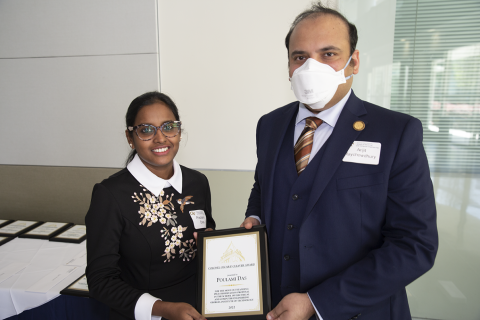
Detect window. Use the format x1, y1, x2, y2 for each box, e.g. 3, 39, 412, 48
391, 0, 480, 173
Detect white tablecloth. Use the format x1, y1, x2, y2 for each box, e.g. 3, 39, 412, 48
0, 238, 86, 319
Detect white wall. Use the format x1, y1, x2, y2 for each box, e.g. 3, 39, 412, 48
0, 0, 159, 167
0, 0, 329, 170
158, 0, 316, 170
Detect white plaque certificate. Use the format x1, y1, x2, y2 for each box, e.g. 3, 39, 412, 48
55, 225, 86, 239
61, 274, 89, 297
0, 236, 14, 246
0, 220, 41, 236
197, 226, 270, 319
25, 222, 68, 236
51, 225, 86, 243
0, 220, 13, 228
69, 275, 89, 291
20, 221, 73, 239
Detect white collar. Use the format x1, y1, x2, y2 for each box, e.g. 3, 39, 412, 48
296, 89, 352, 128
127, 154, 183, 196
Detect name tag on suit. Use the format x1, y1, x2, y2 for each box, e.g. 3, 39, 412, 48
343, 141, 381, 165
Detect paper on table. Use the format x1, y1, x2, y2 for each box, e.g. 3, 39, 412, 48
0, 262, 28, 284
27, 265, 78, 293
66, 250, 87, 266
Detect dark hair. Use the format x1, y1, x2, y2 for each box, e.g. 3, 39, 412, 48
125, 91, 180, 165
285, 2, 358, 57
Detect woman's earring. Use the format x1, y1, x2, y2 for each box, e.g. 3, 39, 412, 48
180, 137, 182, 141
129, 144, 133, 149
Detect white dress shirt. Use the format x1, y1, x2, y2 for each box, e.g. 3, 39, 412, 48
127, 154, 183, 320
294, 89, 351, 162
250, 90, 352, 320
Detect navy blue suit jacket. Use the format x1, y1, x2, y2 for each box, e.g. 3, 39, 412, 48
246, 92, 438, 320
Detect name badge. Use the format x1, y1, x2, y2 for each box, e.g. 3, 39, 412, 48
343, 141, 381, 165
189, 210, 207, 229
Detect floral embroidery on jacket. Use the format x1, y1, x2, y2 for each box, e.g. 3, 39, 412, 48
132, 185, 197, 263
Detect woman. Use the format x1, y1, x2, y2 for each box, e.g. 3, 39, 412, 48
86, 92, 215, 320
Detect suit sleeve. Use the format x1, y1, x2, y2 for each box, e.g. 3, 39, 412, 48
308, 117, 438, 319
85, 183, 144, 319
245, 116, 264, 219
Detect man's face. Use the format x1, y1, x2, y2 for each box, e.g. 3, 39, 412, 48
288, 14, 359, 111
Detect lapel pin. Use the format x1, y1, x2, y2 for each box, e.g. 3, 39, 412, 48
353, 121, 365, 131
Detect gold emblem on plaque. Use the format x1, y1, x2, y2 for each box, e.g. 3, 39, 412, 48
219, 242, 245, 263
353, 121, 365, 131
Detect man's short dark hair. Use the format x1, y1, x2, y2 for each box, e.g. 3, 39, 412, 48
285, 2, 358, 57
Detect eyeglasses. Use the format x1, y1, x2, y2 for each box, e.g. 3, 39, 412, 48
128, 121, 182, 140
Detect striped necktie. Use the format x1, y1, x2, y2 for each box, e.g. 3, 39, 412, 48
294, 117, 323, 175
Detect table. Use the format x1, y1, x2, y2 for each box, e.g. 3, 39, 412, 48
0, 238, 90, 319
4, 294, 108, 320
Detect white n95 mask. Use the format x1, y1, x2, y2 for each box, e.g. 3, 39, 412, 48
290, 56, 353, 110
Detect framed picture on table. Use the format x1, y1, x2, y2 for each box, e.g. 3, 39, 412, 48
0, 220, 43, 237
19, 222, 73, 240
0, 236, 14, 246
60, 274, 89, 298
50, 225, 86, 243
0, 220, 14, 228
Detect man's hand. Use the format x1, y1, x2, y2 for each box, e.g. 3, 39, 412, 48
240, 217, 260, 229
152, 301, 205, 320
267, 293, 315, 320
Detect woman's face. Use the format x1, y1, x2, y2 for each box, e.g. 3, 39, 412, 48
126, 102, 180, 179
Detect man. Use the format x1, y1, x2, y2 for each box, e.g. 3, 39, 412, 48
241, 3, 438, 320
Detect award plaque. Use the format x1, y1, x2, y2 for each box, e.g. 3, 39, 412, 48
197, 225, 270, 320
50, 225, 87, 243
0, 220, 13, 228
0, 236, 14, 246
0, 220, 43, 237
60, 274, 89, 297
19, 222, 73, 240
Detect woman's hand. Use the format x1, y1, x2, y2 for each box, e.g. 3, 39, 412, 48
193, 228, 213, 242
152, 301, 205, 320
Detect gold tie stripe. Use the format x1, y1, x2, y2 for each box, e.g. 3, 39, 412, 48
294, 117, 323, 175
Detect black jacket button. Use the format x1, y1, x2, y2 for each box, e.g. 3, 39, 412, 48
284, 254, 290, 261
287, 224, 294, 230
292, 194, 299, 200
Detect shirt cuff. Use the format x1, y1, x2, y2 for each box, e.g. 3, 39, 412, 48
135, 293, 162, 320
307, 292, 324, 320
248, 215, 262, 223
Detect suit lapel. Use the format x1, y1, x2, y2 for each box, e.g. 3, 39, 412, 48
263, 103, 298, 229
303, 92, 368, 220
